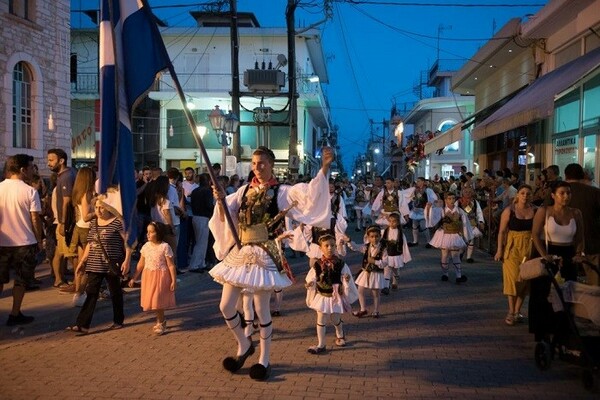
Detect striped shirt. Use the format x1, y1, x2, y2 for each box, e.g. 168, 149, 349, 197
86, 218, 125, 274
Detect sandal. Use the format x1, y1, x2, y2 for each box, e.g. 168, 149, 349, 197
352, 310, 368, 318
65, 325, 89, 335
505, 313, 515, 326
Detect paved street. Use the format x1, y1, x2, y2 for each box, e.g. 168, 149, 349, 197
0, 226, 597, 399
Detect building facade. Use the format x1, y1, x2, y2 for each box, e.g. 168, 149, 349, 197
70, 11, 332, 179
1, 0, 71, 172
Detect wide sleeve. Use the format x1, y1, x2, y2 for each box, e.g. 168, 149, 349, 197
282, 170, 332, 229
461, 209, 474, 241
208, 185, 245, 260
371, 190, 384, 214
476, 200, 485, 223
341, 263, 359, 305
425, 204, 443, 228
399, 187, 415, 216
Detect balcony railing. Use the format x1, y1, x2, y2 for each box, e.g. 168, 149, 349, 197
71, 73, 99, 94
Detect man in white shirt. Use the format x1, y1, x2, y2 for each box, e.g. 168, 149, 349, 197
0, 154, 43, 326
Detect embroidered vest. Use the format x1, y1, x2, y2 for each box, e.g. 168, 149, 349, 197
361, 243, 385, 273
459, 200, 479, 227
355, 188, 366, 203
412, 189, 428, 209
383, 191, 399, 213
383, 227, 403, 256
441, 211, 463, 234
313, 258, 344, 296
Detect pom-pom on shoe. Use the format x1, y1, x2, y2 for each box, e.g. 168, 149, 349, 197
223, 338, 255, 372
249, 363, 271, 381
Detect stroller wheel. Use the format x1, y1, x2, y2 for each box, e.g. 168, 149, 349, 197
535, 341, 552, 371
582, 369, 598, 392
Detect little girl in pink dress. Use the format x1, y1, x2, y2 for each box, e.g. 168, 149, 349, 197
129, 221, 177, 335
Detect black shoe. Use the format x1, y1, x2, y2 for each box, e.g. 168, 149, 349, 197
456, 275, 468, 284
466, 258, 474, 263
271, 310, 281, 317
223, 338, 255, 372
441, 275, 449, 282
407, 242, 418, 247
249, 363, 271, 381
6, 312, 34, 326
381, 287, 390, 296
425, 244, 433, 249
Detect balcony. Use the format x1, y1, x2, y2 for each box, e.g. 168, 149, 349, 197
71, 73, 99, 94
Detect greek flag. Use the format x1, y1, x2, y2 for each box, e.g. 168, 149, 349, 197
99, 0, 170, 245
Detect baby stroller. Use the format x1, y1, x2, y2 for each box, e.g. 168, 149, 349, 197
527, 257, 600, 392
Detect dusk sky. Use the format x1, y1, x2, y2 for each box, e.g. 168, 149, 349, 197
72, 1, 546, 171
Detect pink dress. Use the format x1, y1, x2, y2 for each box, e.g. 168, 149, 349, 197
140, 241, 176, 311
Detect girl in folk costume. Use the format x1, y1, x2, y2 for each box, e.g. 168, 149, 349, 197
425, 192, 473, 284
305, 234, 359, 354
371, 177, 413, 227
128, 221, 176, 335
457, 188, 485, 263
345, 225, 389, 318
381, 213, 412, 295
353, 180, 370, 231
209, 146, 334, 381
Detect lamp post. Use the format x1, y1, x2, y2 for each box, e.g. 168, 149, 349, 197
209, 105, 239, 176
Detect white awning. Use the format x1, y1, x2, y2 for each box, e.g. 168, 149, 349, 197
424, 123, 463, 155
472, 46, 600, 141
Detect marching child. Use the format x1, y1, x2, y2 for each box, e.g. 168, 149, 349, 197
381, 212, 412, 294
425, 192, 473, 284
305, 234, 358, 354
345, 225, 388, 318
129, 221, 177, 335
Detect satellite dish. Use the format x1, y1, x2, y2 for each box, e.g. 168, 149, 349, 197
274, 54, 288, 69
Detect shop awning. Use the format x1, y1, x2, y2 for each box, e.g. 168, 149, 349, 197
424, 123, 463, 155
472, 46, 600, 141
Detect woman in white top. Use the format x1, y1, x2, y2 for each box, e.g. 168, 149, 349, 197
529, 181, 584, 341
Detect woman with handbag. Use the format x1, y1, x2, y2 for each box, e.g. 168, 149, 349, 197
66, 191, 131, 334
494, 185, 536, 326
529, 181, 585, 341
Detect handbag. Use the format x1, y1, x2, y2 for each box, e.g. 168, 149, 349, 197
94, 223, 122, 277
518, 208, 548, 281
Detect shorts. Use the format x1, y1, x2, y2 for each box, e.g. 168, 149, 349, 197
56, 229, 77, 258
0, 244, 37, 286
68, 226, 89, 254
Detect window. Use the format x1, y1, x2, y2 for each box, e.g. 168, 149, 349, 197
583, 73, 600, 130
554, 89, 580, 134
12, 62, 33, 149
9, 0, 30, 20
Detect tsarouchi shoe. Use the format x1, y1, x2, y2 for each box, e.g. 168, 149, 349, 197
222, 339, 255, 373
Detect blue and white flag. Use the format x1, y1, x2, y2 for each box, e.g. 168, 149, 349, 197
99, 0, 170, 245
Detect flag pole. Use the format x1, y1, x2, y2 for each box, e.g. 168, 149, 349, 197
139, 0, 242, 250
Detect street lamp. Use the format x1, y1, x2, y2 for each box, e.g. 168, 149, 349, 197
209, 105, 239, 175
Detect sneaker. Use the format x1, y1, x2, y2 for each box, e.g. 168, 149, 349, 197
441, 275, 449, 282
6, 312, 35, 326
73, 292, 87, 307
456, 275, 468, 284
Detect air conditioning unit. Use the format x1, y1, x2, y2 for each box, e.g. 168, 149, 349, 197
243, 69, 285, 92
240, 145, 253, 157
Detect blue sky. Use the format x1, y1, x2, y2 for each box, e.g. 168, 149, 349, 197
72, 1, 546, 171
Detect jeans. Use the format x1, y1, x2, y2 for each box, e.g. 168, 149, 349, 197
76, 272, 124, 329
189, 216, 209, 269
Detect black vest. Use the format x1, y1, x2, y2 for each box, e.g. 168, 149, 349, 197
383, 227, 403, 256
